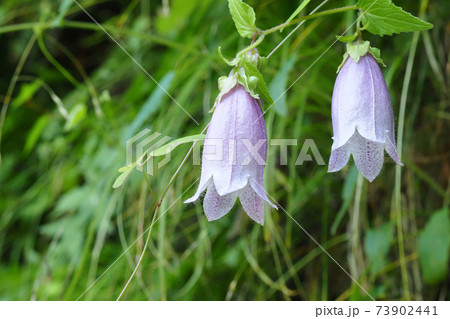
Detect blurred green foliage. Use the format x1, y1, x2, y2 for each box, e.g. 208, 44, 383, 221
0, 0, 448, 301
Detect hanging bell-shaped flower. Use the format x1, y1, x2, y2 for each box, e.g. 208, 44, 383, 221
185, 84, 276, 225
328, 52, 403, 182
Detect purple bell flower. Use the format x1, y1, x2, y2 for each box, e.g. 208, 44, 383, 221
328, 53, 403, 182
185, 84, 276, 225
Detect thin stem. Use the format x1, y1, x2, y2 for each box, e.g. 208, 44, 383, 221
0, 33, 37, 164
394, 32, 419, 301
117, 124, 208, 299
262, 5, 357, 36
0, 21, 202, 55
142, 168, 159, 207
158, 124, 209, 205
350, 174, 363, 281
393, 0, 430, 302
356, 9, 363, 42
267, 0, 344, 59
116, 203, 159, 301
236, 34, 265, 57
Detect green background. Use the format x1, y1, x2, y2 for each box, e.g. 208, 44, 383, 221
0, 0, 448, 300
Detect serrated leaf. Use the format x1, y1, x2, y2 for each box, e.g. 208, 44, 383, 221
418, 208, 450, 285
336, 34, 358, 43
240, 59, 274, 107
357, 0, 433, 36
149, 134, 205, 157
228, 0, 258, 38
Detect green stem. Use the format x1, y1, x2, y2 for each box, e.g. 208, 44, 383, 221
393, 0, 429, 302
116, 125, 208, 299
0, 33, 37, 164
37, 33, 82, 88
236, 34, 265, 57
262, 5, 358, 36
142, 167, 158, 206
0, 21, 202, 55
116, 201, 159, 301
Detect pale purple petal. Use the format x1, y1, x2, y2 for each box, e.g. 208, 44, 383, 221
203, 182, 238, 221
249, 178, 277, 209
384, 132, 403, 165
184, 176, 211, 203
328, 141, 351, 173
329, 53, 402, 181
349, 131, 385, 182
207, 85, 268, 196
331, 55, 395, 149
185, 83, 275, 224
239, 184, 265, 225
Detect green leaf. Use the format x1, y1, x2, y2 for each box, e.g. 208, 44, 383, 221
228, 0, 258, 38
113, 166, 134, 189
64, 103, 87, 131
149, 134, 205, 157
364, 222, 394, 274
283, 0, 311, 26
24, 115, 50, 154
418, 208, 450, 285
51, 0, 72, 27
240, 59, 274, 107
12, 81, 42, 109
336, 34, 358, 43
113, 134, 205, 189
357, 0, 433, 36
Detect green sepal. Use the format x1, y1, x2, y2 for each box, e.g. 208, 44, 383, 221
347, 41, 370, 63
239, 59, 274, 107
218, 46, 237, 66
336, 34, 358, 43
337, 53, 349, 74
236, 67, 259, 100
213, 75, 238, 111
368, 46, 385, 66
337, 41, 386, 73
213, 48, 273, 110
258, 56, 268, 72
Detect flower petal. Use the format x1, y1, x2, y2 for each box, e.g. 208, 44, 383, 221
328, 140, 351, 173
349, 131, 385, 182
249, 178, 277, 209
203, 183, 238, 221
184, 175, 211, 203
384, 131, 403, 166
239, 184, 265, 225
